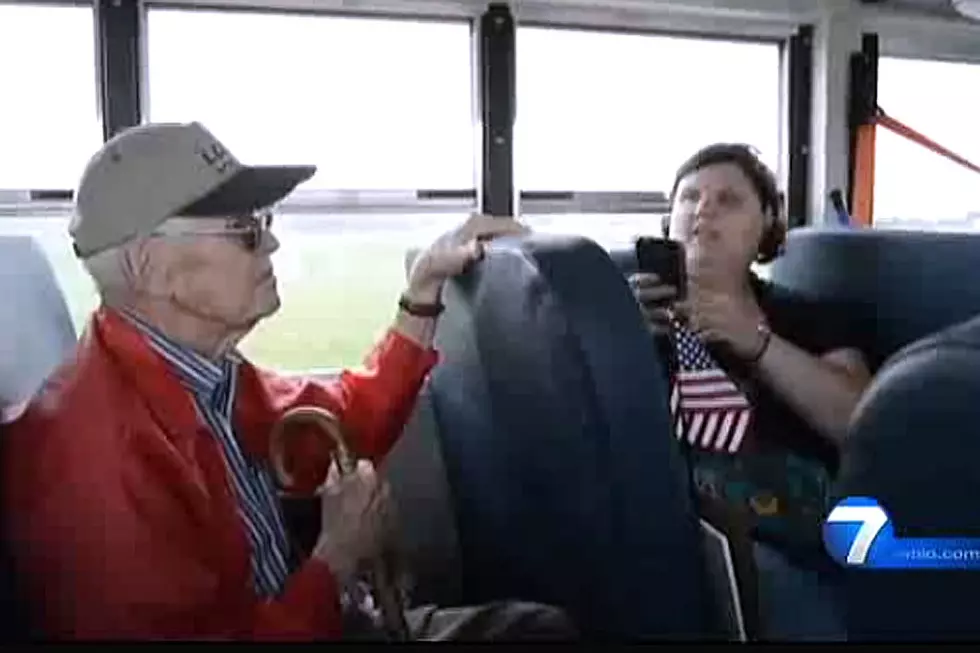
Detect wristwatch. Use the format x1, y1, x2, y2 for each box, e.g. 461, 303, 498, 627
398, 293, 444, 318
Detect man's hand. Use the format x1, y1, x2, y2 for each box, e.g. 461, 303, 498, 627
677, 287, 767, 360
311, 460, 391, 585
405, 214, 529, 303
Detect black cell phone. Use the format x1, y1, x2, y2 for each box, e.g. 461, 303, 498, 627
634, 236, 687, 300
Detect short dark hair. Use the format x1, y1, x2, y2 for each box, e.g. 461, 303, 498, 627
666, 143, 785, 263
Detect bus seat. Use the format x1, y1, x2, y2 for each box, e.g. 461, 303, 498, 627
0, 233, 74, 641
379, 385, 464, 607
426, 233, 711, 638
279, 372, 465, 609
769, 227, 980, 370
608, 247, 639, 276
0, 235, 77, 423
833, 314, 980, 640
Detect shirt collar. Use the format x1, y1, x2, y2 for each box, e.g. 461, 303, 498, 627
92, 306, 275, 464
116, 308, 241, 406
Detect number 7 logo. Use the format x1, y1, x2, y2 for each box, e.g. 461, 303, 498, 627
825, 503, 889, 566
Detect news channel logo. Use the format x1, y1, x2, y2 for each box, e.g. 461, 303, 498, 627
823, 496, 980, 570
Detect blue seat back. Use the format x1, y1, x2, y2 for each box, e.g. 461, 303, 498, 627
767, 228, 980, 638
0, 235, 77, 422
834, 315, 980, 639
769, 227, 980, 369
427, 234, 711, 637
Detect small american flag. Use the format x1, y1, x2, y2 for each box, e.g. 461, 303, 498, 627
669, 318, 753, 454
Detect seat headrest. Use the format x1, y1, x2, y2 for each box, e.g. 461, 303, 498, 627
0, 236, 77, 422
835, 314, 980, 639
427, 233, 710, 636
770, 227, 980, 368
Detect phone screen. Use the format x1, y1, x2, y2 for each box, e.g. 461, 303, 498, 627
634, 236, 687, 300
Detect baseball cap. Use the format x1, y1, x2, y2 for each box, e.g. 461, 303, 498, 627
69, 121, 316, 258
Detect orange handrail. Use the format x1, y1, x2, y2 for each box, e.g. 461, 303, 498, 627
877, 110, 980, 176
850, 107, 980, 226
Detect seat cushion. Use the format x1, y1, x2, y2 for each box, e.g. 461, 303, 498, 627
427, 233, 711, 637
381, 387, 464, 608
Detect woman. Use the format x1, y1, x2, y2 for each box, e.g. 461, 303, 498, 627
629, 143, 873, 571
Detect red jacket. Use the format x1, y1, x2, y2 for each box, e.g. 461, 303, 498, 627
1, 306, 438, 640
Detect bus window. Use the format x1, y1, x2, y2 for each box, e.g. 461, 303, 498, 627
518, 212, 666, 249
874, 57, 980, 232
0, 3, 101, 329
515, 27, 781, 248
146, 8, 475, 373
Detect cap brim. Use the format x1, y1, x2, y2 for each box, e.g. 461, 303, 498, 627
177, 164, 317, 216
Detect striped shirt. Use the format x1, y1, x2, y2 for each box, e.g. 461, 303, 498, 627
119, 310, 292, 599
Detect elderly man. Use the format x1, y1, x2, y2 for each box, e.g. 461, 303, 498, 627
1, 122, 574, 640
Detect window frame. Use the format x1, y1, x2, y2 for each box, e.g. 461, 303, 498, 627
869, 53, 980, 230
0, 1, 101, 192
2, 2, 796, 217
512, 22, 786, 220
1, 0, 800, 374
142, 4, 481, 208
0, 0, 92, 7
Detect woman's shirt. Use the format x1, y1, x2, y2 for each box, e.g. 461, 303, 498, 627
680, 275, 873, 567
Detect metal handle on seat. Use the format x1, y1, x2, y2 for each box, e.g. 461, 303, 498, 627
269, 406, 411, 640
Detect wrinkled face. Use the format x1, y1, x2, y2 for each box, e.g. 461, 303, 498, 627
667, 162, 769, 275
148, 214, 281, 330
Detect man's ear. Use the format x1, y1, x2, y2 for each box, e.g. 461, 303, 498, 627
126, 239, 168, 296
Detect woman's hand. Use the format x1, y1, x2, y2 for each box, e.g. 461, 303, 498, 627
677, 287, 767, 360
627, 272, 679, 336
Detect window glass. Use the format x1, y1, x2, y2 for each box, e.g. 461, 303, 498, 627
522, 213, 665, 251
0, 4, 101, 190
237, 212, 464, 371
1, 211, 463, 368
0, 5, 101, 338
514, 27, 781, 249
515, 28, 781, 194
874, 57, 980, 231
147, 9, 476, 371
147, 8, 475, 191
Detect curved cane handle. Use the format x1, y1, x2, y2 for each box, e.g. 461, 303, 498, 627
268, 405, 411, 640
269, 406, 354, 491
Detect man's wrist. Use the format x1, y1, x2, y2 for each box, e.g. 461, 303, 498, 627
312, 538, 357, 583
402, 281, 443, 306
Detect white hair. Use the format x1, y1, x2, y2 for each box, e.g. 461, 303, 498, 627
81, 240, 144, 303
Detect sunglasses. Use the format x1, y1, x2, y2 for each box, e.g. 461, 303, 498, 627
153, 210, 274, 251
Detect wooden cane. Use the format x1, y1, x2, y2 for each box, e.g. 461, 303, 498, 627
269, 406, 411, 640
